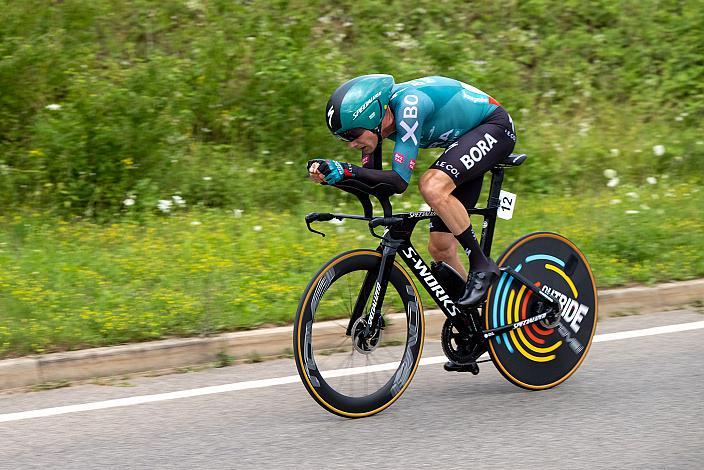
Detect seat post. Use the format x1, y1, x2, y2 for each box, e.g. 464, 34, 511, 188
479, 168, 504, 257
487, 168, 505, 210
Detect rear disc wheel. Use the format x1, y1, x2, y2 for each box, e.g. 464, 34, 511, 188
484, 232, 598, 390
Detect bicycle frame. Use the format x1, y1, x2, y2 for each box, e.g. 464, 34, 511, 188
306, 166, 561, 340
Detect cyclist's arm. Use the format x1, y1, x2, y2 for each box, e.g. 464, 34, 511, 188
349, 91, 432, 193
347, 165, 408, 194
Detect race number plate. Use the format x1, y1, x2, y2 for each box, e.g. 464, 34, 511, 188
498, 190, 517, 220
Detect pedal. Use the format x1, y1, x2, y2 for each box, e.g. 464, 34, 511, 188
443, 361, 480, 375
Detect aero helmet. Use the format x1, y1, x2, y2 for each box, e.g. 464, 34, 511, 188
325, 74, 395, 140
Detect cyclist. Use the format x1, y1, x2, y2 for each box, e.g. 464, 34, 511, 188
309, 74, 516, 307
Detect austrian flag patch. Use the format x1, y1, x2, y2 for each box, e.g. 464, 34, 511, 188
394, 152, 405, 164
409, 159, 416, 170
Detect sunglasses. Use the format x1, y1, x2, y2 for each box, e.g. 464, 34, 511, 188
336, 127, 366, 142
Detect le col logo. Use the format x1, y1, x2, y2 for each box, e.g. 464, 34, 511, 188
353, 91, 382, 119
435, 160, 461, 178
460, 133, 498, 170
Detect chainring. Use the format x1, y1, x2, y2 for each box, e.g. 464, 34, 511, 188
441, 317, 484, 365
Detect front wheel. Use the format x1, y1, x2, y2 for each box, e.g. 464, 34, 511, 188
484, 232, 598, 390
293, 249, 424, 418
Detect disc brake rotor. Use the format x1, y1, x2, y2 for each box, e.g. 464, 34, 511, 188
351, 317, 382, 355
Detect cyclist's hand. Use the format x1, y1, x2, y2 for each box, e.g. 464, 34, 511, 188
307, 159, 325, 184
318, 159, 352, 185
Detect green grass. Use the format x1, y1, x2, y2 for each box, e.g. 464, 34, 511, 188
1, 181, 702, 358
0, 0, 702, 216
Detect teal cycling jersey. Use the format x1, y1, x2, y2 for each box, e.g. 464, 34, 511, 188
386, 76, 501, 182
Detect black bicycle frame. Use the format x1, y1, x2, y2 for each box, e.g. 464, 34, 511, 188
306, 166, 561, 340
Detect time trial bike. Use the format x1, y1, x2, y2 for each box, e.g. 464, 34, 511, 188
293, 153, 598, 418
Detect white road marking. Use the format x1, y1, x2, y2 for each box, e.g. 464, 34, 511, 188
1, 320, 703, 424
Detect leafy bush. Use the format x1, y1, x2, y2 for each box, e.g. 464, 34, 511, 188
0, 0, 701, 217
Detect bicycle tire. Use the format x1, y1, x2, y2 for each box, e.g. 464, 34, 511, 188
484, 232, 598, 390
293, 249, 424, 418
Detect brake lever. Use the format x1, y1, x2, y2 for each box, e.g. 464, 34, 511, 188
305, 212, 333, 237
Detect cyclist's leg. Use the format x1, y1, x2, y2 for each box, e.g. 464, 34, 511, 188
428, 181, 483, 279
427, 232, 466, 280
420, 107, 516, 305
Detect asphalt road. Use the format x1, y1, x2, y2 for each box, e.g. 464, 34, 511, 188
1, 310, 703, 469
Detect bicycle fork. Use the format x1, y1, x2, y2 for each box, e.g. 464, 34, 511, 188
345, 238, 401, 338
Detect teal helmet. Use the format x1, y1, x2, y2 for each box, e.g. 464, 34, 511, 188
325, 74, 395, 140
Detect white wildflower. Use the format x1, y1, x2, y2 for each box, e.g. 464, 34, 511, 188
610, 199, 622, 205
606, 178, 620, 188
253, 225, 262, 232
418, 203, 431, 212
653, 145, 665, 156
610, 149, 620, 157
45, 104, 62, 111
402, 201, 412, 209
233, 209, 243, 218
203, 176, 212, 181
640, 204, 651, 211
578, 121, 591, 137
329, 218, 345, 225
603, 169, 617, 179
172, 195, 186, 205
123, 198, 135, 207
625, 192, 639, 199
157, 200, 173, 212
625, 210, 640, 215
396, 35, 419, 50
285, 161, 294, 165
190, 221, 202, 226
646, 177, 657, 185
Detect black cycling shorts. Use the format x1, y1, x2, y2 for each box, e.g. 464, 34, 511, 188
429, 106, 516, 233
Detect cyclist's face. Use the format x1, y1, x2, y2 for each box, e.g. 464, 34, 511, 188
345, 130, 378, 154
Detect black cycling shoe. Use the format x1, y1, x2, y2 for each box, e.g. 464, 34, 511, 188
458, 270, 498, 307
443, 361, 480, 374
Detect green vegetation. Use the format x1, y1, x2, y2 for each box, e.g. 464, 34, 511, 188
1, 182, 702, 358
0, 1, 702, 357
1, 0, 702, 216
